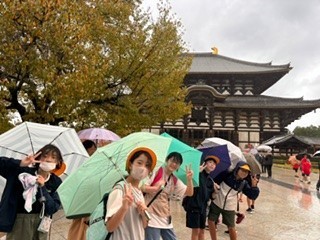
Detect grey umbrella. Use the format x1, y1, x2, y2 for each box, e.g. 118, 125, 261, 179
243, 152, 262, 175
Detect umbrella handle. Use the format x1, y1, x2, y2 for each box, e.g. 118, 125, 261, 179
144, 210, 151, 221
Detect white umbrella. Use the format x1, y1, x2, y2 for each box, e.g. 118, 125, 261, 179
257, 144, 272, 152
0, 122, 89, 177
198, 137, 246, 170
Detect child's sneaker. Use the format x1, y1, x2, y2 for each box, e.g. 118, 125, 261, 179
236, 213, 245, 224
246, 208, 253, 213
250, 205, 255, 211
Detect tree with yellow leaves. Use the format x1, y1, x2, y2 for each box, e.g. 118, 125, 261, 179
0, 0, 191, 135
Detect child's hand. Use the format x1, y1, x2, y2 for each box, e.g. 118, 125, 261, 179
122, 183, 134, 210
20, 152, 42, 167
36, 175, 45, 187
251, 175, 259, 187
186, 164, 194, 181
136, 201, 147, 215
200, 162, 206, 172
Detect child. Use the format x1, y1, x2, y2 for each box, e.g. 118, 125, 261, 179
142, 152, 194, 240
0, 144, 63, 240
207, 161, 259, 240
105, 147, 157, 240
184, 155, 219, 240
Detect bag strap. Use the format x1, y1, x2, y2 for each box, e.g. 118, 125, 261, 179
147, 174, 172, 207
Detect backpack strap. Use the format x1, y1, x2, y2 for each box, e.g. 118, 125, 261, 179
147, 174, 172, 207
151, 167, 178, 186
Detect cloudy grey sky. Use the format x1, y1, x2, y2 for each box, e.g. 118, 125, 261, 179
142, 0, 320, 131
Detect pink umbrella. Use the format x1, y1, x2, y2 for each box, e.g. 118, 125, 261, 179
77, 128, 121, 142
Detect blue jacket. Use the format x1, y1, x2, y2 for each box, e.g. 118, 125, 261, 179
0, 157, 62, 232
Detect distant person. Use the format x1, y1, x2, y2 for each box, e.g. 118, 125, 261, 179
245, 173, 260, 213
300, 154, 312, 184
67, 140, 97, 240
316, 158, 320, 191
263, 152, 273, 178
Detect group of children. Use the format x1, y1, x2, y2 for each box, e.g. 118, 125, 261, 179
0, 140, 261, 240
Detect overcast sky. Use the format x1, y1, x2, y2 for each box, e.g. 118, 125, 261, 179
142, 0, 320, 131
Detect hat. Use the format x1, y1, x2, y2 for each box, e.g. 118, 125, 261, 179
204, 155, 220, 164
126, 147, 157, 172
239, 164, 251, 172
51, 162, 66, 176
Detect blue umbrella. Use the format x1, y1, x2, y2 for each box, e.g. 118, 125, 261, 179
161, 132, 201, 187
198, 144, 231, 179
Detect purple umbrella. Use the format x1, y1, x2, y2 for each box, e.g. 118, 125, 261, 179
198, 144, 231, 179
77, 128, 121, 142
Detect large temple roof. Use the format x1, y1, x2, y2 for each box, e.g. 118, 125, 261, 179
188, 53, 291, 74
213, 95, 320, 127
214, 95, 320, 109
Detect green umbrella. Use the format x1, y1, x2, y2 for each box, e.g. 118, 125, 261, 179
161, 132, 201, 187
57, 132, 172, 218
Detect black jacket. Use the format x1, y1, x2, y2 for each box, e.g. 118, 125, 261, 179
0, 157, 62, 232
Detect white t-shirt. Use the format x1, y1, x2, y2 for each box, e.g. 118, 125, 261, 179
145, 169, 186, 229
105, 185, 145, 240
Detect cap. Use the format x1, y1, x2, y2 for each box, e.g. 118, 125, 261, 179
126, 147, 157, 172
204, 155, 220, 164
51, 162, 66, 176
239, 164, 251, 172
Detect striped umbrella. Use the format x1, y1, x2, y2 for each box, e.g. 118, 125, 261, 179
0, 122, 89, 177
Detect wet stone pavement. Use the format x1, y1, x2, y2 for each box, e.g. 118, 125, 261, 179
3, 165, 320, 240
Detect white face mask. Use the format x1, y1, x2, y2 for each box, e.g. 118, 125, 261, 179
131, 165, 148, 180
39, 162, 56, 172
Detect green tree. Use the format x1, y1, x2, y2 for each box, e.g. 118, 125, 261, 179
0, 0, 191, 135
293, 125, 320, 137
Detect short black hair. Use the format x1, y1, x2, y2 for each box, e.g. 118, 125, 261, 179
166, 152, 183, 165
82, 140, 97, 150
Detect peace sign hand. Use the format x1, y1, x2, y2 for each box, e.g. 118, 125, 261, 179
122, 183, 134, 210
20, 152, 42, 167
185, 164, 194, 181
200, 162, 206, 172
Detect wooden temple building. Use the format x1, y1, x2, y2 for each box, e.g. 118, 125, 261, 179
147, 52, 320, 149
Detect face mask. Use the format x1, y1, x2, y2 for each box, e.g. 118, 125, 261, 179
131, 165, 148, 180
39, 162, 56, 172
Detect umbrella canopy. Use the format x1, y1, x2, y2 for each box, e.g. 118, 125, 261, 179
0, 122, 89, 176
198, 137, 246, 170
198, 144, 231, 179
57, 132, 172, 218
242, 152, 262, 175
257, 144, 272, 152
160, 132, 201, 187
313, 150, 320, 157
77, 127, 120, 142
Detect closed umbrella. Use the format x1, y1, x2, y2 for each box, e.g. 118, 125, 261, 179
0, 122, 89, 177
243, 152, 262, 175
57, 132, 172, 218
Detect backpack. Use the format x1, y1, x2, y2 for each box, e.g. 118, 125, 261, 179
86, 181, 124, 240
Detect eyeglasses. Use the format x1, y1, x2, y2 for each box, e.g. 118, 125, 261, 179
168, 158, 181, 165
